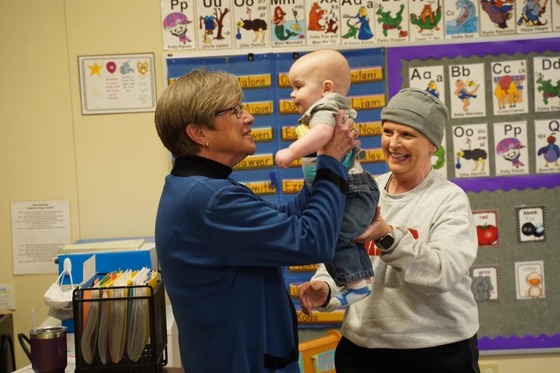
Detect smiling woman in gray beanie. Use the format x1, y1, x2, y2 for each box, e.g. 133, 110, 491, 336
299, 88, 481, 373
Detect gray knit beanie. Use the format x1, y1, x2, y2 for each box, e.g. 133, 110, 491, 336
380, 88, 449, 146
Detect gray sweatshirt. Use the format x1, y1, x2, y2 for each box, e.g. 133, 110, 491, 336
312, 170, 480, 349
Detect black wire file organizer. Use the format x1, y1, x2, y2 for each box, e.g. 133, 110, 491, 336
72, 274, 167, 372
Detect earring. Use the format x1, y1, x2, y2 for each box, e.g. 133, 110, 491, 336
204, 142, 209, 149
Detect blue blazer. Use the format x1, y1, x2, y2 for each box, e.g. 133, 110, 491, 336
156, 155, 347, 372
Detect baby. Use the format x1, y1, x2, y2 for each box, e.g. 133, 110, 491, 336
276, 49, 379, 310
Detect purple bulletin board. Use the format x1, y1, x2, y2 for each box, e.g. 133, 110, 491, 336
387, 38, 560, 354
386, 37, 560, 192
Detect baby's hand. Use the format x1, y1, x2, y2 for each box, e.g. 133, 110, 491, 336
298, 281, 330, 316
275, 148, 294, 169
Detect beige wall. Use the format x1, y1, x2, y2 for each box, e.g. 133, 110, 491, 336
0, 0, 169, 368
1, 0, 558, 371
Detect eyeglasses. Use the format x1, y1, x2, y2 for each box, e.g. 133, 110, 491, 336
215, 104, 244, 119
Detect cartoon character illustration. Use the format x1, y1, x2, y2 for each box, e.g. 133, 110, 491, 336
480, 0, 515, 29
517, 0, 548, 26
376, 4, 407, 37
324, 7, 339, 34
446, 0, 478, 33
272, 6, 300, 40
199, 8, 230, 44
432, 145, 446, 170
471, 275, 494, 302
200, 14, 217, 44
163, 12, 193, 44
426, 80, 440, 98
344, 6, 373, 40
342, 18, 359, 39
536, 72, 560, 105
456, 138, 487, 171
525, 272, 543, 298
521, 221, 545, 237
410, 1, 442, 32
137, 61, 149, 75
494, 75, 522, 109
236, 7, 267, 43
537, 134, 560, 167
120, 61, 134, 74
291, 8, 303, 32
496, 137, 525, 168
308, 2, 325, 31
455, 79, 480, 112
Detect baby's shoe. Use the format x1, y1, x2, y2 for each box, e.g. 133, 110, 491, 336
318, 284, 371, 312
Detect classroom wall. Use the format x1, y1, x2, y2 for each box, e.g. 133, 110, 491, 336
0, 0, 169, 368
0, 0, 558, 371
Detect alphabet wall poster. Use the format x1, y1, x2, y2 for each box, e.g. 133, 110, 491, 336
407, 64, 446, 104
553, 0, 560, 31
534, 119, 560, 173
161, 0, 196, 50
233, 0, 270, 49
479, 0, 517, 36
196, 0, 233, 50
453, 123, 491, 178
490, 59, 529, 116
305, 0, 341, 46
408, 0, 444, 42
449, 62, 486, 118
271, 0, 306, 47
533, 55, 560, 113
339, 2, 376, 46
444, 0, 480, 40
493, 121, 530, 176
375, 0, 409, 44
515, 0, 553, 34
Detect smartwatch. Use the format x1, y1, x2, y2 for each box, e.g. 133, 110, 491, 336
376, 226, 408, 251
375, 228, 395, 250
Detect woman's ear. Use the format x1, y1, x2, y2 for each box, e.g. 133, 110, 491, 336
186, 124, 206, 147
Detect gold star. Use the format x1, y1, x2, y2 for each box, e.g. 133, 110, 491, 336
88, 62, 102, 76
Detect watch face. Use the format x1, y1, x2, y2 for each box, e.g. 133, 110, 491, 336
378, 234, 394, 249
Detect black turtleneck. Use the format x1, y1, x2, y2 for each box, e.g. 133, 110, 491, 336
171, 156, 232, 179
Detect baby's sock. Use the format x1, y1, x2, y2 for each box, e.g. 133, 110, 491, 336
319, 279, 372, 312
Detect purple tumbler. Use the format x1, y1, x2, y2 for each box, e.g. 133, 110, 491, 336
30, 326, 67, 373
